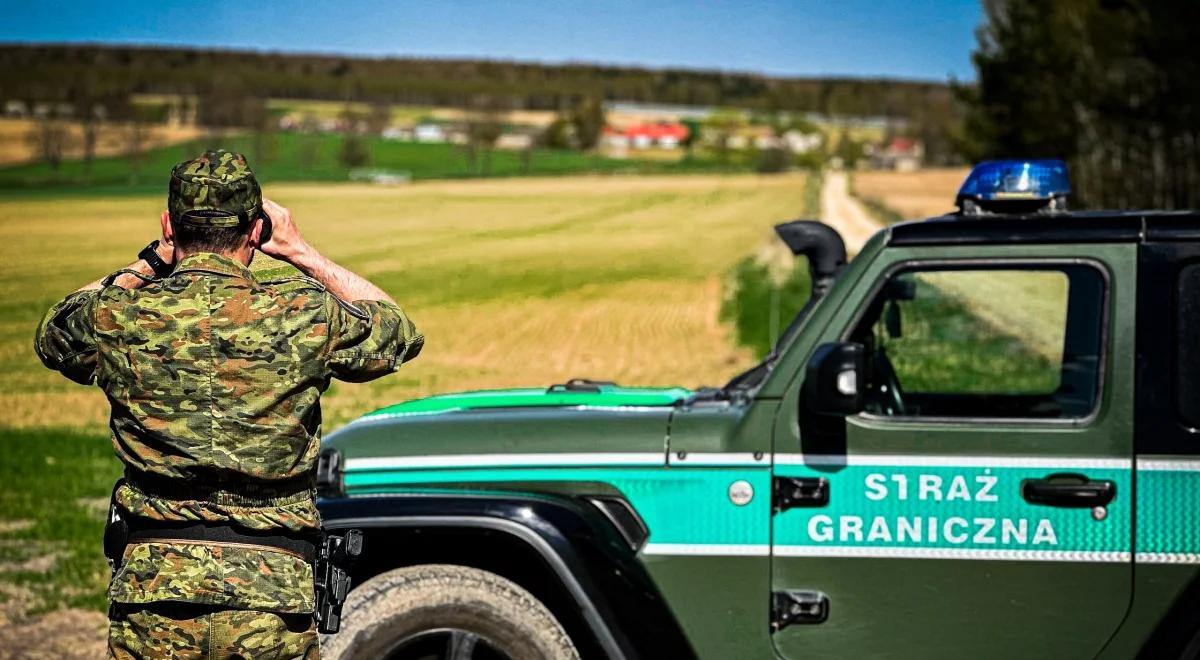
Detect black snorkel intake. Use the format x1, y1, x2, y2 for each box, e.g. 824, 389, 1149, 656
773, 220, 848, 299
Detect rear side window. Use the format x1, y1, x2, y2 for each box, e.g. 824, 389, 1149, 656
1175, 263, 1200, 428
849, 264, 1106, 420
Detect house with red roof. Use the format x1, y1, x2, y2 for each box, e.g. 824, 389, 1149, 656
602, 122, 690, 151
869, 136, 925, 171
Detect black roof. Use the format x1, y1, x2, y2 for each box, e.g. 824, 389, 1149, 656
888, 210, 1200, 246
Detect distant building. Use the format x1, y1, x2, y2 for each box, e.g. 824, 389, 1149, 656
603, 122, 690, 150
782, 130, 822, 154
870, 137, 924, 171
604, 101, 713, 122
496, 133, 534, 150
4, 100, 27, 117
382, 126, 412, 140
754, 133, 780, 150
31, 102, 72, 119
414, 123, 447, 143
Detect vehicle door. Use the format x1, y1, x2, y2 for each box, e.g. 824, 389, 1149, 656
770, 243, 1135, 659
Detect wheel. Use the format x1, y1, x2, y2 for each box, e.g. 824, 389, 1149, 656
321, 564, 580, 660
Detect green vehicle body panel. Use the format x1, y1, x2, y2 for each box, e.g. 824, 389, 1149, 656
326, 224, 1200, 658
769, 241, 1136, 657
332, 407, 675, 458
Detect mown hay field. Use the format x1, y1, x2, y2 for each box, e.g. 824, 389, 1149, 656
0, 173, 812, 431
0, 173, 811, 632
854, 167, 970, 220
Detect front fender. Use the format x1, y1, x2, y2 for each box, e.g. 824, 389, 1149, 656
319, 492, 695, 660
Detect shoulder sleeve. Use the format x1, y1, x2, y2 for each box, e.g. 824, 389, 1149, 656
259, 273, 325, 292
34, 289, 101, 385
324, 295, 423, 383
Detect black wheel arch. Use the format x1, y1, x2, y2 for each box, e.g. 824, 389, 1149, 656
319, 492, 696, 660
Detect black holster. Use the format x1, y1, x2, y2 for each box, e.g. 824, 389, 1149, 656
101, 475, 362, 635
102, 479, 130, 576
313, 528, 363, 634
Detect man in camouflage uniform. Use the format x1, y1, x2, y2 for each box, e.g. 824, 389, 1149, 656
35, 150, 423, 658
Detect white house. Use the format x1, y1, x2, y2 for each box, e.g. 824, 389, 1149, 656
414, 123, 447, 143
783, 131, 822, 154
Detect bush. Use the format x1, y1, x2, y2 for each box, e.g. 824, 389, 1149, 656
339, 134, 370, 169
755, 147, 791, 174
721, 256, 812, 358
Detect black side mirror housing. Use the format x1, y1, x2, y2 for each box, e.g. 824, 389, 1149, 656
804, 342, 866, 416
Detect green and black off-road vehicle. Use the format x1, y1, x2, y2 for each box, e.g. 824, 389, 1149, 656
317, 161, 1200, 659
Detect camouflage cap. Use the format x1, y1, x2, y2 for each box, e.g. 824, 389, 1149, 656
168, 149, 262, 227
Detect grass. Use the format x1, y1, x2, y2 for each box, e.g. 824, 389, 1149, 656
851, 168, 969, 220
720, 171, 821, 357
0, 172, 812, 613
0, 131, 753, 196
0, 427, 120, 614
0, 173, 811, 431
882, 271, 1067, 393
0, 169, 1077, 618
851, 184, 905, 225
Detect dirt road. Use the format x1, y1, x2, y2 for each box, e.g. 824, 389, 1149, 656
821, 170, 881, 254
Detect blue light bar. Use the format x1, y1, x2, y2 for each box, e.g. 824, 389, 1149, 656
957, 159, 1070, 202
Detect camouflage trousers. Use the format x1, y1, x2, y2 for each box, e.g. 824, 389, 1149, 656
108, 603, 319, 659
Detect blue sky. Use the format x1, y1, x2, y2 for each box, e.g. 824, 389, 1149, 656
1, 1, 983, 81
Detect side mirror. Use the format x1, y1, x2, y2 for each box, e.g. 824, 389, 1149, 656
804, 342, 866, 416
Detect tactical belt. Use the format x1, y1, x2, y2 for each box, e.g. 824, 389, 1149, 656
124, 468, 316, 508
107, 449, 361, 635
105, 510, 359, 634
125, 518, 318, 563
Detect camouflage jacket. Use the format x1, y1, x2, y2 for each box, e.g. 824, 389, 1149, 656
35, 252, 422, 611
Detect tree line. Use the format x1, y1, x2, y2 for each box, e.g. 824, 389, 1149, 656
0, 44, 954, 122
961, 0, 1200, 209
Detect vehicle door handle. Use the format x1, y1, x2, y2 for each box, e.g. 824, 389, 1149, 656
1021, 472, 1116, 508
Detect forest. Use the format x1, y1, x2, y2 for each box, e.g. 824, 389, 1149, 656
0, 44, 955, 121
963, 0, 1200, 209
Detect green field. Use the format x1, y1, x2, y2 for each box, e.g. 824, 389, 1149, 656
0, 172, 815, 619
0, 131, 753, 195
0, 428, 120, 614
2, 173, 815, 430
0, 167, 1060, 630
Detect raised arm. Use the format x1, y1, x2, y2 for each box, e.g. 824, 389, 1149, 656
259, 198, 395, 304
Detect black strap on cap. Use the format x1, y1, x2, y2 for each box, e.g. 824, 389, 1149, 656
176, 208, 253, 228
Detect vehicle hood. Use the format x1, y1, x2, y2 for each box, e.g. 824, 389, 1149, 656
324, 384, 689, 468
356, 384, 690, 419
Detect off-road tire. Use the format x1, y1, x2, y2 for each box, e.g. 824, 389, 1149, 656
321, 564, 580, 660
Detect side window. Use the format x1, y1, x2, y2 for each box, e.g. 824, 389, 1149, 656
849, 264, 1105, 419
